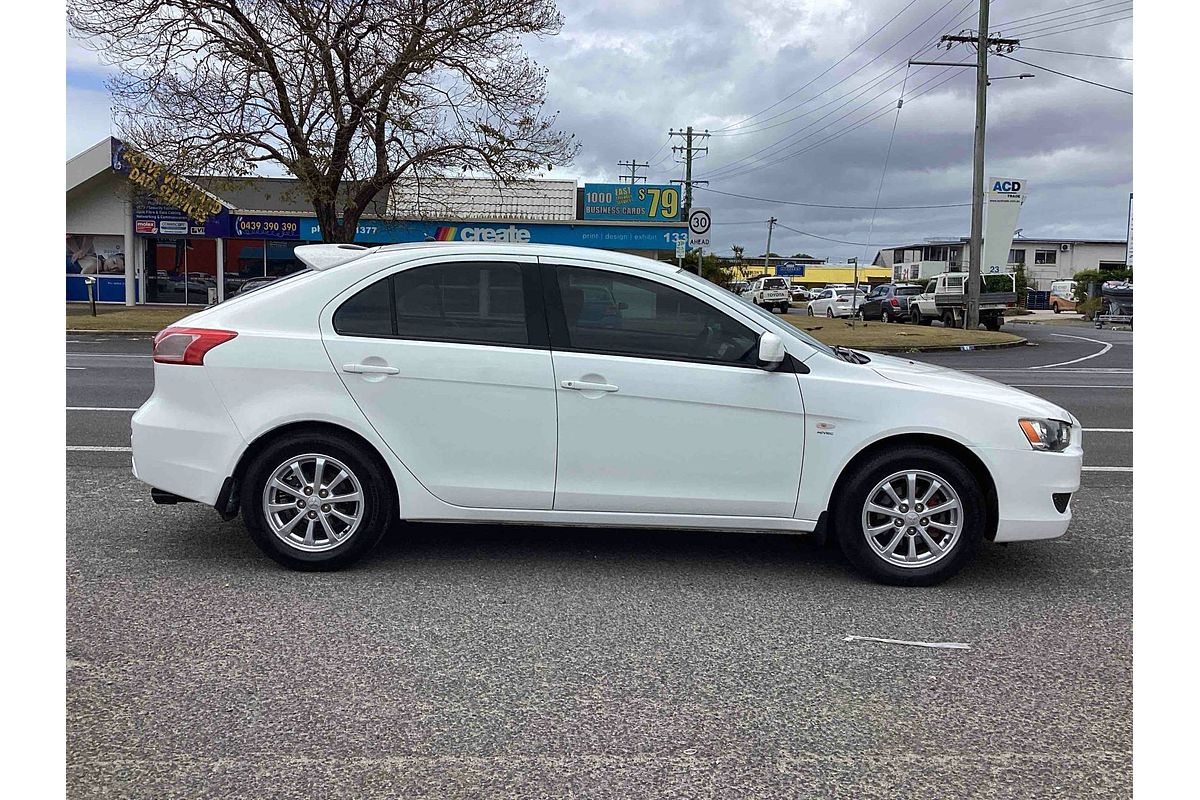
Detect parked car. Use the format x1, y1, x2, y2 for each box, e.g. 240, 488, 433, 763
790, 284, 812, 302
1049, 280, 1077, 313
856, 283, 923, 323
807, 288, 863, 318
742, 276, 791, 313
728, 280, 749, 295
132, 242, 1081, 586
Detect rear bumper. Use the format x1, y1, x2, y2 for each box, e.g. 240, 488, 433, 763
971, 445, 1083, 542
130, 365, 246, 506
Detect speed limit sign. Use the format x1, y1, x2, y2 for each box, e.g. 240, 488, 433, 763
688, 207, 712, 248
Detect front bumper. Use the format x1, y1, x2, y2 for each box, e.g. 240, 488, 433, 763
972, 444, 1083, 542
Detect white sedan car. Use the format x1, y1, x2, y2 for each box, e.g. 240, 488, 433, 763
132, 242, 1081, 585
807, 288, 863, 318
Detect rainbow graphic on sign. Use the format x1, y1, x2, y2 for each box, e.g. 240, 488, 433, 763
434, 226, 458, 241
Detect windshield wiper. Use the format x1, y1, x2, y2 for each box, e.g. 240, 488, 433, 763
834, 345, 869, 364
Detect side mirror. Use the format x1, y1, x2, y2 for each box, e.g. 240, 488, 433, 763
757, 332, 786, 370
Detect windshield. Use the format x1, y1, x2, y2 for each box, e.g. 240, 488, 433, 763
676, 269, 837, 357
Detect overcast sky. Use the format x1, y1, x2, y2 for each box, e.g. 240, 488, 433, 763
66, 0, 1132, 261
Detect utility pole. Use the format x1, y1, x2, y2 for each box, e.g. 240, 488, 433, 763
912, 1, 1018, 329
669, 126, 710, 220
617, 159, 649, 184
764, 217, 778, 277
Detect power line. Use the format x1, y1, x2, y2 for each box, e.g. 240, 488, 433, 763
991, 0, 1127, 31
714, 0, 970, 136
1018, 14, 1132, 41
775, 221, 874, 247
713, 0, 926, 132
700, 65, 968, 181
999, 52, 1131, 95
861, 65, 911, 264
1019, 45, 1131, 61
696, 185, 970, 210
1001, 5, 1132, 39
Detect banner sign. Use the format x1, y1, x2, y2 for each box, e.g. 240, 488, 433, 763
981, 176, 1027, 274
776, 262, 806, 277
113, 139, 232, 237
300, 219, 688, 251
582, 183, 682, 222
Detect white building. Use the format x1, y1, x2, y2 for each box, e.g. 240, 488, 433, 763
874, 236, 1128, 290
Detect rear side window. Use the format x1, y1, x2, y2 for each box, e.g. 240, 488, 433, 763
333, 278, 393, 337
333, 261, 529, 345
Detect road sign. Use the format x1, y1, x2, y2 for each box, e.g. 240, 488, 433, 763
688, 207, 711, 248
675, 238, 686, 258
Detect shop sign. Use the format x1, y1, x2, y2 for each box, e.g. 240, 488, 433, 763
300, 218, 688, 251
111, 139, 224, 224
582, 183, 682, 221
233, 214, 302, 240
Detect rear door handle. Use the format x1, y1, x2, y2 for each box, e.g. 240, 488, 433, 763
343, 363, 400, 375
561, 380, 619, 393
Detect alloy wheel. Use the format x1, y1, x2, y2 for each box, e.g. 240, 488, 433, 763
262, 453, 365, 552
860, 469, 963, 568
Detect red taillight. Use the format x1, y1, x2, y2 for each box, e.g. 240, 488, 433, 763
153, 327, 238, 366
889, 298, 900, 307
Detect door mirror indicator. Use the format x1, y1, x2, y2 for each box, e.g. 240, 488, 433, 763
757, 332, 786, 370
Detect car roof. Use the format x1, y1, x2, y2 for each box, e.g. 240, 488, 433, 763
375, 242, 683, 277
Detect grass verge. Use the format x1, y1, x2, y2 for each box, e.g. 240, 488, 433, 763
784, 316, 1024, 350
67, 303, 195, 332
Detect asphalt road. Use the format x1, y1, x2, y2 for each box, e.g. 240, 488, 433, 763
66, 323, 1132, 798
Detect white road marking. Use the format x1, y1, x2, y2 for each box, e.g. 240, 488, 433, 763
1028, 334, 1114, 370
66, 367, 86, 371
66, 353, 153, 359
67, 445, 132, 452
1083, 428, 1132, 433
66, 407, 139, 412
1082, 466, 1132, 472
1010, 384, 1131, 389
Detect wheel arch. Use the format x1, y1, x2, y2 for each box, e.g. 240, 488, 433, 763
228, 420, 400, 518
827, 433, 999, 541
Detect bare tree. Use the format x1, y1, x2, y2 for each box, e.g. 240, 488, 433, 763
68, 0, 579, 242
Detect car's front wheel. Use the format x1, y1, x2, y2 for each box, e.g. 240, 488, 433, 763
834, 446, 984, 586
242, 431, 395, 570
826, 308, 835, 318
807, 306, 815, 316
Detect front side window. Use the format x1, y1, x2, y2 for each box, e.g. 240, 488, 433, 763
554, 266, 758, 365
333, 261, 529, 345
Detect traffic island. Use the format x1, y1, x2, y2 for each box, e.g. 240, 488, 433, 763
785, 317, 1026, 352
67, 303, 194, 333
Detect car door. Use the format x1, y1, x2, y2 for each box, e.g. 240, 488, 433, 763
541, 258, 806, 517
860, 285, 886, 318
809, 289, 830, 315
321, 255, 557, 509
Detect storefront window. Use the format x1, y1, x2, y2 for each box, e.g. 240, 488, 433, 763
266, 240, 307, 278
186, 239, 219, 305
224, 239, 266, 298
145, 238, 187, 304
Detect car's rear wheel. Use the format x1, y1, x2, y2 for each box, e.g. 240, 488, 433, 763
909, 308, 921, 325
834, 446, 984, 586
243, 432, 395, 570
1052, 303, 1060, 314
881, 309, 892, 323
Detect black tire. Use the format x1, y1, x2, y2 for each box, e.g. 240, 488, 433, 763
984, 316, 1002, 331
826, 308, 835, 318
1052, 303, 1061, 314
909, 308, 921, 326
942, 311, 955, 328
881, 309, 892, 324
834, 446, 985, 586
807, 306, 815, 316
242, 431, 396, 570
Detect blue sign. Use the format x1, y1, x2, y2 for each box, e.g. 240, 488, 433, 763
582, 183, 682, 222
298, 218, 688, 252
233, 214, 303, 239
776, 262, 806, 277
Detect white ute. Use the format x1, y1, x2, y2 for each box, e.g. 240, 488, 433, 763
741, 276, 791, 313
132, 243, 1082, 585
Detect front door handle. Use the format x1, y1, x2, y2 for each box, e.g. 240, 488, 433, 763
561, 380, 619, 393
343, 363, 400, 375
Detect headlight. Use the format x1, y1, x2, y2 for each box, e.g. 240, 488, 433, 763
1019, 418, 1072, 452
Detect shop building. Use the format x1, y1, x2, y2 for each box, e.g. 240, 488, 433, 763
874, 236, 1129, 290
67, 138, 689, 305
